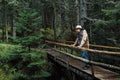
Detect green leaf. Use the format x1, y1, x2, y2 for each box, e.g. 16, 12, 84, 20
32, 71, 51, 78
27, 60, 46, 67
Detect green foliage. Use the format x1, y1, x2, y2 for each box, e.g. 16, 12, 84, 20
14, 7, 43, 49
0, 43, 50, 80
13, 50, 50, 79
101, 1, 120, 24
0, 44, 21, 80
45, 28, 54, 40
45, 28, 61, 40
0, 44, 21, 70
7, 0, 19, 7
0, 3, 52, 79
0, 69, 14, 80
93, 1, 120, 46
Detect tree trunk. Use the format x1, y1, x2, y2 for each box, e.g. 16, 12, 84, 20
61, 0, 66, 41
61, 13, 65, 41
80, 0, 87, 26
6, 23, 8, 42
53, 2, 57, 41
11, 6, 16, 39
76, 0, 80, 25
2, 0, 7, 42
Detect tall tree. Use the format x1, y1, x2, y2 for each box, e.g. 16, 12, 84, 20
60, 0, 66, 41
15, 7, 42, 50
80, 0, 87, 26
76, 0, 80, 24
52, 0, 57, 41
1, 0, 7, 42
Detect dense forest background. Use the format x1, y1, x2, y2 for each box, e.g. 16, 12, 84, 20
0, 0, 120, 46
0, 0, 120, 80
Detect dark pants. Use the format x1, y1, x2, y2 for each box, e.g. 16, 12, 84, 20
81, 50, 90, 67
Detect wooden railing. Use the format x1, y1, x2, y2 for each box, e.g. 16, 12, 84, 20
46, 40, 120, 78
45, 40, 120, 68
46, 40, 120, 79
64, 40, 120, 50
46, 40, 120, 55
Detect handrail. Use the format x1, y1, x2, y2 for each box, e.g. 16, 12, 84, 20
58, 40, 120, 50
52, 48, 120, 70
46, 40, 120, 55
46, 40, 120, 78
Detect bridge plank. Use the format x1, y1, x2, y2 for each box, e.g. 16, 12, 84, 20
46, 49, 120, 80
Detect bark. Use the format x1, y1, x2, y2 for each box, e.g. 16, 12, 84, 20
2, 0, 7, 42
61, 13, 65, 41
76, 0, 80, 25
11, 7, 16, 39
80, 0, 87, 26
61, 0, 66, 41
53, 2, 57, 41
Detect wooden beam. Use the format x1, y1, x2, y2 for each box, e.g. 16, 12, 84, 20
47, 49, 120, 80
52, 48, 120, 70
58, 40, 120, 50
45, 40, 120, 55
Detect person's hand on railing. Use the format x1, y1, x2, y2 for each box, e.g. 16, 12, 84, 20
77, 46, 82, 48
71, 44, 75, 47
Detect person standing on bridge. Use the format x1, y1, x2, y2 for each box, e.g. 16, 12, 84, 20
72, 25, 90, 70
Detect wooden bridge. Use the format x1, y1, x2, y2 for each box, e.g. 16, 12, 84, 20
45, 40, 120, 80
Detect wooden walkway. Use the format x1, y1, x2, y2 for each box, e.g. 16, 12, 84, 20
46, 48, 120, 80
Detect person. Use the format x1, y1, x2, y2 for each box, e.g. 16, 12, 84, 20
72, 25, 90, 70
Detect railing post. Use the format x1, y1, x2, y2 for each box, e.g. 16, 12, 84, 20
72, 72, 75, 80
89, 53, 95, 80
65, 47, 69, 69
54, 44, 57, 49
66, 55, 69, 69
